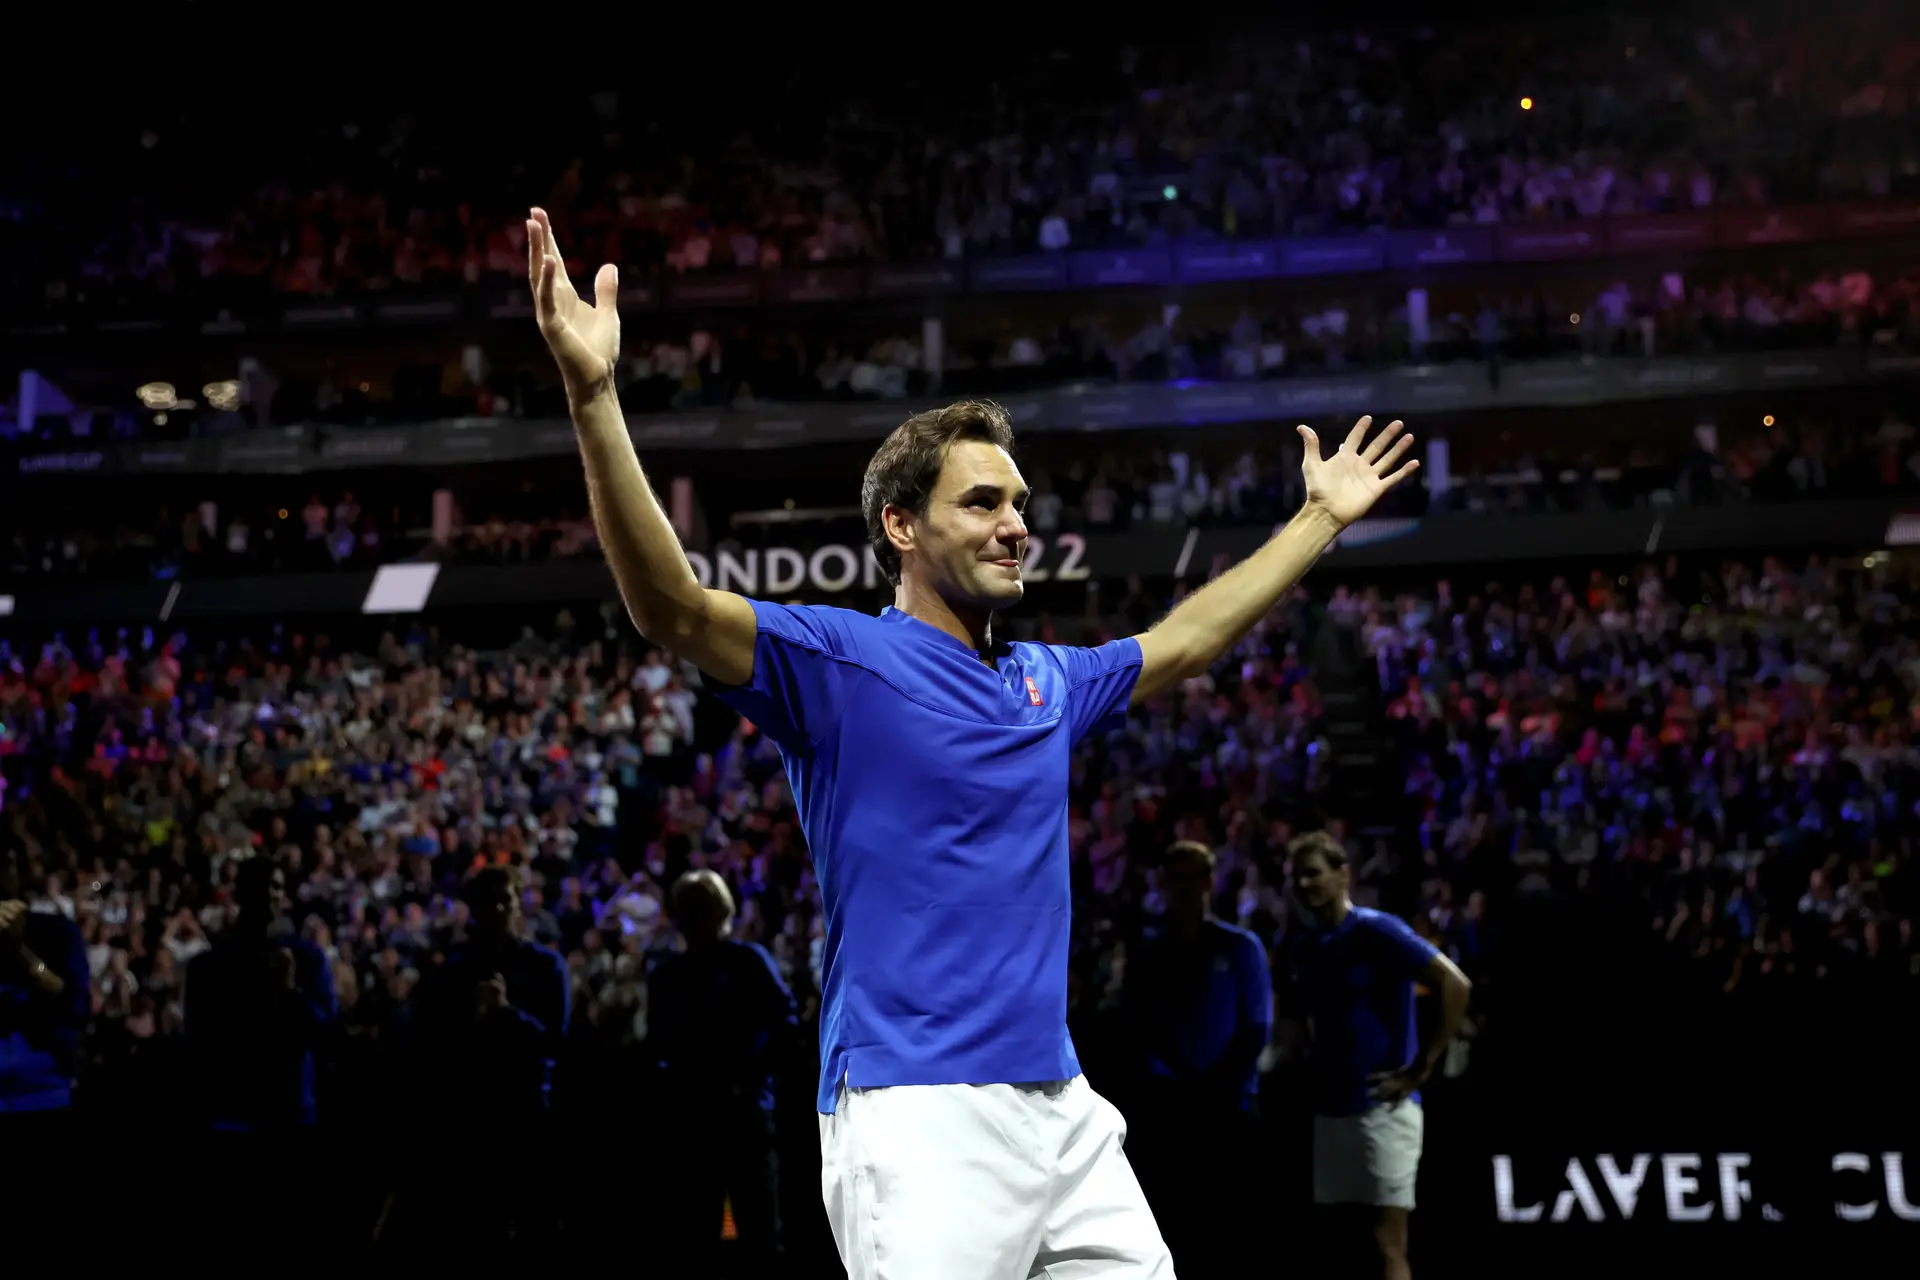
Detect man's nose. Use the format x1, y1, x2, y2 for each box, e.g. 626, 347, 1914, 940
1002, 508, 1029, 544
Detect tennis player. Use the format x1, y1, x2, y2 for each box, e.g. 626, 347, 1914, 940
527, 207, 1418, 1278
1286, 832, 1471, 1280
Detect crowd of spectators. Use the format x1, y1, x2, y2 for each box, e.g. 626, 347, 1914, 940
593, 261, 1920, 416
5, 403, 1918, 584
4, 8, 1917, 326
2, 548, 1916, 1113
10, 251, 1916, 448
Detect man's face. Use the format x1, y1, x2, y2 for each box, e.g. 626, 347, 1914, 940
474, 885, 521, 938
261, 870, 291, 922
1289, 851, 1348, 913
893, 440, 1030, 613
1163, 853, 1212, 919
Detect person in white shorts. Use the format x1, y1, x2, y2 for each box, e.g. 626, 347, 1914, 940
1286, 832, 1472, 1280
523, 205, 1420, 1278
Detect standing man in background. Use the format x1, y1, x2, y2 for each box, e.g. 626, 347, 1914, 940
0, 847, 90, 1236
1286, 832, 1471, 1280
184, 856, 338, 1240
404, 865, 569, 1244
649, 868, 799, 1276
1123, 839, 1273, 1272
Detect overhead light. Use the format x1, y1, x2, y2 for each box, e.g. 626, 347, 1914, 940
204, 380, 242, 411
136, 381, 178, 410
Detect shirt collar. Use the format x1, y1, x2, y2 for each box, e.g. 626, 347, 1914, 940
879, 607, 1009, 661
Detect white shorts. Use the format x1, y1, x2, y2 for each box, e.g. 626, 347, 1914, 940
820, 1075, 1175, 1279
1313, 1100, 1424, 1209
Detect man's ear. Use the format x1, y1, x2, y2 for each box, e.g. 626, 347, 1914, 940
882, 503, 916, 559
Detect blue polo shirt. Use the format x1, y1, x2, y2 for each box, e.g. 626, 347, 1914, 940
714, 601, 1142, 1113
1288, 906, 1439, 1117
0, 912, 90, 1114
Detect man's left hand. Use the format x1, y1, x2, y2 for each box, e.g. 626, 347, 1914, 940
1298, 416, 1420, 528
1367, 1061, 1431, 1104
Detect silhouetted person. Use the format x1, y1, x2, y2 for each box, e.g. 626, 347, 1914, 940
184, 857, 338, 1240
0, 848, 90, 1236
403, 866, 568, 1245
649, 869, 798, 1277
186, 858, 337, 1129
1123, 840, 1272, 1274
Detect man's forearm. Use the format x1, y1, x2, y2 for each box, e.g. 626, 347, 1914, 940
15, 948, 65, 1001
570, 379, 705, 640
1147, 503, 1341, 677
1418, 974, 1471, 1073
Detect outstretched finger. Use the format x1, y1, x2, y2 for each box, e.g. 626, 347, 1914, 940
1373, 432, 1416, 473
593, 263, 619, 318
1296, 424, 1323, 470
1343, 414, 1374, 454
535, 246, 559, 320
1361, 420, 1405, 464
531, 206, 574, 294
525, 218, 541, 293
1379, 459, 1422, 491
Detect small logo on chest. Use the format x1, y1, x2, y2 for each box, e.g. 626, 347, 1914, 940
1024, 677, 1045, 706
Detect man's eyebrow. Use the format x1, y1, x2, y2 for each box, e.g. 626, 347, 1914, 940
957, 483, 1030, 506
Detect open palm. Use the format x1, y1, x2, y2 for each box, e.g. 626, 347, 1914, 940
1298, 415, 1419, 527
527, 206, 620, 395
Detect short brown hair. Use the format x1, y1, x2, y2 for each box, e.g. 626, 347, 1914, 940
670, 868, 735, 922
463, 864, 521, 908
1286, 830, 1349, 871
1165, 839, 1218, 875
862, 400, 1017, 587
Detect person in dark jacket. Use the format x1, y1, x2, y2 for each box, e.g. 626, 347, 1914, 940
400, 865, 569, 1244
185, 857, 338, 1132
649, 868, 799, 1277
0, 847, 91, 1236
1122, 840, 1273, 1274
184, 856, 337, 1244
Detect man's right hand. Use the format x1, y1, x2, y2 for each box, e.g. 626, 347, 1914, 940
527, 207, 620, 403
265, 947, 297, 992
0, 899, 27, 954
474, 973, 511, 1018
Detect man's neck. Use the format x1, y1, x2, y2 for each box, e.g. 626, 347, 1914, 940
1317, 898, 1353, 930
1169, 908, 1210, 940
893, 581, 994, 655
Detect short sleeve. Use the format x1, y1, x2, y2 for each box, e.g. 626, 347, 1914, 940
1045, 637, 1143, 744
1371, 912, 1441, 979
709, 599, 858, 754
1234, 931, 1275, 1030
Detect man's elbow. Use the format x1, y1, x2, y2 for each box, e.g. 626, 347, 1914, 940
1160, 627, 1212, 682
1139, 627, 1209, 696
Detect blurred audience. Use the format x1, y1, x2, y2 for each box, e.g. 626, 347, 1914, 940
4, 9, 1917, 330
5, 404, 1918, 583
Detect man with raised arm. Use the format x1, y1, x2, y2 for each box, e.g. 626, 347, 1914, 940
526, 206, 1418, 1279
